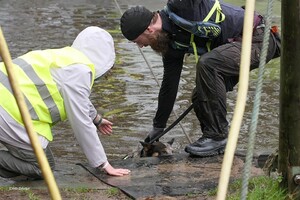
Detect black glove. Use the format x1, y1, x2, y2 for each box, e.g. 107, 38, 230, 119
144, 127, 164, 143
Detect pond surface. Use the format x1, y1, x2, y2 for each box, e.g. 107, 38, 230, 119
0, 0, 281, 165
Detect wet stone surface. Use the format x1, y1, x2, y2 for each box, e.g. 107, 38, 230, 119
78, 153, 264, 199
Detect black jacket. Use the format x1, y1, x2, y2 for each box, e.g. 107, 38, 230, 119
153, 0, 246, 128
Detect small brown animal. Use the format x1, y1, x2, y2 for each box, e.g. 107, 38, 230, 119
140, 138, 174, 157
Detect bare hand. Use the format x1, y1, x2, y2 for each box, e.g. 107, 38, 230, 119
98, 118, 113, 135
103, 163, 131, 176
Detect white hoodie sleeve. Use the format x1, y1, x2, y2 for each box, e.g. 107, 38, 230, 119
52, 64, 107, 168
58, 26, 115, 168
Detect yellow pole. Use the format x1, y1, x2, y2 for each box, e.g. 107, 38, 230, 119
216, 0, 256, 199
0, 27, 62, 200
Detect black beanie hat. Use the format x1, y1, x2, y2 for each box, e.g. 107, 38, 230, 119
120, 6, 154, 40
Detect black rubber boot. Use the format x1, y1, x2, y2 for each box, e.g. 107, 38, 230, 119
184, 137, 227, 157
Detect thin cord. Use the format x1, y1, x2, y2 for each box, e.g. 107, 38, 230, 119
114, 0, 192, 143
241, 0, 274, 199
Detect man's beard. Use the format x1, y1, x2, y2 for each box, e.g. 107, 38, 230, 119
149, 30, 170, 56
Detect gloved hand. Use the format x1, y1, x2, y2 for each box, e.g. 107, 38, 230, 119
144, 127, 164, 143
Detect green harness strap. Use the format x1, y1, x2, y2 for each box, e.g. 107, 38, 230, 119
203, 0, 226, 23
190, 0, 225, 62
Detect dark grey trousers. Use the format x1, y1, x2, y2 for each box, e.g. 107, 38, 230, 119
0, 142, 55, 179
192, 27, 281, 140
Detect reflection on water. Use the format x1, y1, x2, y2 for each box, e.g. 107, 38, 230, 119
0, 0, 281, 164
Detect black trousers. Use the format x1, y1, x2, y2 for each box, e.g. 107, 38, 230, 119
192, 27, 281, 140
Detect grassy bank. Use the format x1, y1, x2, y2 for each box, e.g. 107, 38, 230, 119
209, 176, 287, 200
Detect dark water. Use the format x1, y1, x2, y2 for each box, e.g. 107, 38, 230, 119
0, 0, 281, 165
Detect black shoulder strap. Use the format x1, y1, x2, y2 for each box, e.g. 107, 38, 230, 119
164, 5, 221, 39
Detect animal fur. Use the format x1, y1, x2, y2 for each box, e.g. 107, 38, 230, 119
122, 138, 175, 160
140, 138, 174, 157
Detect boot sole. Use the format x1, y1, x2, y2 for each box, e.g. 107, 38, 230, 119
185, 145, 225, 157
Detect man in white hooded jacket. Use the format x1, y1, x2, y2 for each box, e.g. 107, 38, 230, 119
0, 26, 131, 178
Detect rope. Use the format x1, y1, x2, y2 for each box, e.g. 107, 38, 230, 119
216, 0, 256, 199
241, 0, 274, 199
113, 0, 192, 144
0, 27, 62, 200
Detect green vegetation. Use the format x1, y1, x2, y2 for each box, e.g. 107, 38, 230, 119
25, 190, 40, 200
250, 58, 280, 81
105, 187, 121, 197
63, 186, 92, 193
185, 191, 202, 198
0, 186, 10, 191
208, 176, 287, 200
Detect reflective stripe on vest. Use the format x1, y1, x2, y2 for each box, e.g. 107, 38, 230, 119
0, 46, 95, 141
0, 69, 39, 120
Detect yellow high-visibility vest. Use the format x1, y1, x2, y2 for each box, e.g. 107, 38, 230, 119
0, 46, 95, 141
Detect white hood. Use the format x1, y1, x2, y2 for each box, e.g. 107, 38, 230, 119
71, 26, 115, 79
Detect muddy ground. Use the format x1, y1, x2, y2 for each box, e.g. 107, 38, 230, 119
0, 153, 265, 200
